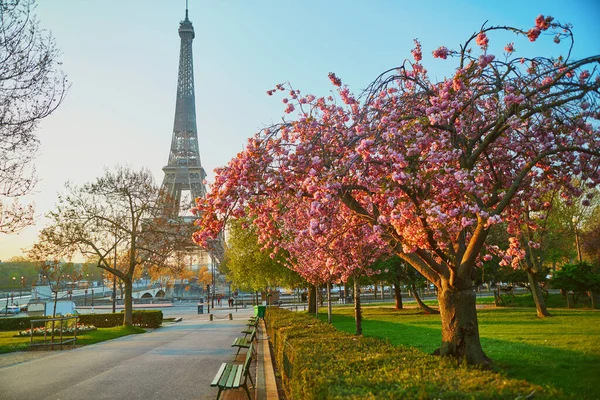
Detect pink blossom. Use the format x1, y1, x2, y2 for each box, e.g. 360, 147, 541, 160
505, 93, 525, 106
483, 254, 493, 262
504, 42, 514, 53
541, 76, 553, 86
476, 32, 489, 48
478, 54, 495, 68
579, 70, 591, 84
328, 72, 342, 87
411, 39, 422, 62
527, 27, 541, 42
535, 15, 553, 30
432, 46, 449, 59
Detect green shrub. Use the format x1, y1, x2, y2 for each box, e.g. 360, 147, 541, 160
266, 307, 564, 399
1, 310, 162, 331
0, 316, 51, 331
78, 310, 163, 328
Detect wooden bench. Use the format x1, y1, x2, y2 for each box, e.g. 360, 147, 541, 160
211, 343, 254, 400
232, 327, 257, 356
241, 318, 259, 336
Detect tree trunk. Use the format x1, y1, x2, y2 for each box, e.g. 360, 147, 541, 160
354, 278, 362, 335
411, 283, 439, 314
437, 285, 491, 367
308, 285, 316, 314
315, 285, 319, 317
590, 291, 598, 309
112, 275, 117, 313
51, 291, 58, 346
123, 278, 133, 326
344, 283, 350, 304
52, 291, 58, 318
394, 282, 403, 310
327, 281, 332, 324
493, 287, 502, 306
381, 282, 385, 300
318, 284, 324, 307
526, 270, 551, 318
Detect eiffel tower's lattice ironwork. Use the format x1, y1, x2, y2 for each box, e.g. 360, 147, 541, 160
161, 7, 224, 265
161, 8, 207, 214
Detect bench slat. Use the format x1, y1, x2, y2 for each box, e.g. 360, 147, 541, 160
219, 364, 234, 388
211, 363, 227, 386
226, 365, 240, 388
232, 364, 244, 388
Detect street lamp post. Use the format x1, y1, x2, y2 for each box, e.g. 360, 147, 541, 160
211, 254, 216, 309
112, 229, 118, 314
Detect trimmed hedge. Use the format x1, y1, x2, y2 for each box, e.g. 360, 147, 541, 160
266, 307, 564, 399
78, 310, 163, 328
0, 316, 51, 331
0, 310, 163, 331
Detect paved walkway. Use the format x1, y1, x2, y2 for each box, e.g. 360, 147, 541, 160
0, 309, 278, 400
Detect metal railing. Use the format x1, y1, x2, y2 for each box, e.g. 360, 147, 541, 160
29, 316, 79, 349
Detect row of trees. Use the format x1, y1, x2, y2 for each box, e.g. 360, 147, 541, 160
0, 255, 213, 297
27, 167, 204, 325
194, 16, 600, 367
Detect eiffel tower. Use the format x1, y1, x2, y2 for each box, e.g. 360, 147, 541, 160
161, 5, 224, 271
161, 6, 207, 214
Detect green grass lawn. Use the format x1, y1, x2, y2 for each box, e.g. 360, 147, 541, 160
317, 306, 600, 399
0, 325, 146, 354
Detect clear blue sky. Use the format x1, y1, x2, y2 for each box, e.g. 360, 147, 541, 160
1, 0, 599, 261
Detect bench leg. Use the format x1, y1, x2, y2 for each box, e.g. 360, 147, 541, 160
247, 370, 254, 389
243, 381, 252, 400
215, 387, 223, 400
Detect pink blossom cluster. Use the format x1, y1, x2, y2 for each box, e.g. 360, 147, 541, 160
432, 46, 449, 59
528, 14, 555, 42
411, 39, 422, 63
475, 32, 488, 48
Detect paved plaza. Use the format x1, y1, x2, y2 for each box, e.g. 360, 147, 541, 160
0, 307, 277, 400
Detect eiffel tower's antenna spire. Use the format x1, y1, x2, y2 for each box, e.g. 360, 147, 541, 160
185, 0, 189, 20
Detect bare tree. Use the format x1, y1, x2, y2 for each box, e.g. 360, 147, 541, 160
31, 167, 194, 326
0, 0, 68, 233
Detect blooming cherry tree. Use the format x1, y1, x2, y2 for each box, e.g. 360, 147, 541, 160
195, 16, 600, 366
